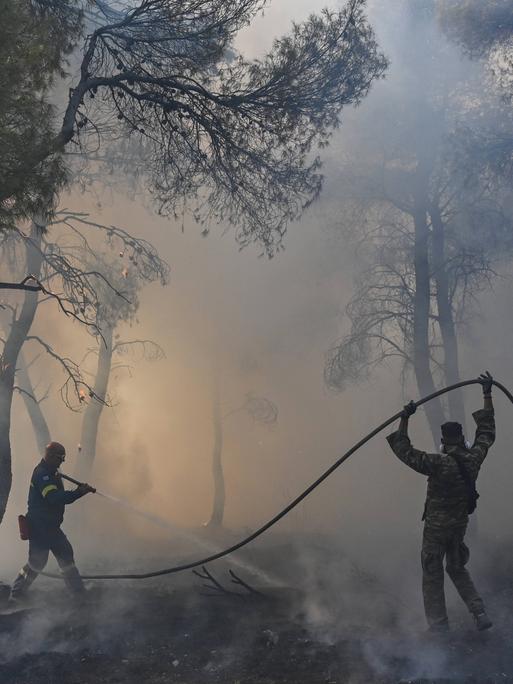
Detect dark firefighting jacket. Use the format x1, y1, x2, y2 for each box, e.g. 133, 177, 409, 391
386, 409, 495, 528
27, 460, 83, 529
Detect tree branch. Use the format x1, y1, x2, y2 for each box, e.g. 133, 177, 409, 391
26, 334, 107, 411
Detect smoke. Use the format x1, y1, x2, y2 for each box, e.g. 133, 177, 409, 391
3, 2, 513, 676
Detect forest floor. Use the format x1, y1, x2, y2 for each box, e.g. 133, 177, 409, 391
2, 535, 513, 684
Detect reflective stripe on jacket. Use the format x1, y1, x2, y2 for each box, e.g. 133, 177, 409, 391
27, 460, 83, 528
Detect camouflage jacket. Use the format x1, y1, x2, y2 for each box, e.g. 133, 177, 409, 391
386, 409, 495, 528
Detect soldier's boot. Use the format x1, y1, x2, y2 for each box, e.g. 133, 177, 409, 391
427, 618, 450, 633
446, 557, 489, 631
61, 563, 86, 596
10, 564, 38, 601
474, 612, 493, 631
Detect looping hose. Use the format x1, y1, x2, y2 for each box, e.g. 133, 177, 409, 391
43, 378, 513, 581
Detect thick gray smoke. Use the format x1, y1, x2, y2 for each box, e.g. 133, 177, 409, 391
2, 3, 513, 671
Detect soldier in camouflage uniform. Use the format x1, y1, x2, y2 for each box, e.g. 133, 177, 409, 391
386, 372, 495, 632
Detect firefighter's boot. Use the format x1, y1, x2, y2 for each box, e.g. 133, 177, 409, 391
61, 563, 86, 595
10, 564, 38, 600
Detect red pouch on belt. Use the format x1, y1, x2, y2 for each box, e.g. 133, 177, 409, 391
18, 514, 30, 541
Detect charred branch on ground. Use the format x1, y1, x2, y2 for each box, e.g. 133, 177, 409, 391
193, 565, 265, 599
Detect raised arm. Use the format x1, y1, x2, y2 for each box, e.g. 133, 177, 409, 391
398, 403, 412, 437
471, 371, 495, 465
386, 401, 440, 476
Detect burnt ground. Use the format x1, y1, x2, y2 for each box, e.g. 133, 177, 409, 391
2, 537, 513, 684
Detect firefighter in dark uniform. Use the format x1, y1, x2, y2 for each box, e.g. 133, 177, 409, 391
386, 372, 495, 632
10, 441, 95, 601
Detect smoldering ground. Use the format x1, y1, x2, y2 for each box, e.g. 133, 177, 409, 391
4, 532, 513, 683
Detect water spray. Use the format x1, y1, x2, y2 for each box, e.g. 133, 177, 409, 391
57, 473, 280, 585
60, 471, 173, 528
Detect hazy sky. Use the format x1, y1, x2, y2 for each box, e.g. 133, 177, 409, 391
2, 2, 513, 606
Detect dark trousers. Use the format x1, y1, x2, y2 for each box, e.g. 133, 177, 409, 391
421, 523, 484, 628
11, 525, 84, 597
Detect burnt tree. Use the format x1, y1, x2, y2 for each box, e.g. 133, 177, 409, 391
0, 220, 44, 520
325, 4, 513, 442
207, 386, 278, 529
15, 350, 51, 453
78, 336, 165, 479
0, 211, 167, 522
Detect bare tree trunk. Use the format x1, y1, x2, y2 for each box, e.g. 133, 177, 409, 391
76, 325, 114, 479
207, 376, 225, 528
17, 350, 51, 453
412, 169, 445, 445
0, 220, 44, 524
429, 201, 466, 430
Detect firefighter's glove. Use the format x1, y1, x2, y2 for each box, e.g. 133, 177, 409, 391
478, 371, 493, 395
76, 483, 96, 497
401, 400, 417, 418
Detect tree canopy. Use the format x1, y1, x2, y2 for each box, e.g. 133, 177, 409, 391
0, 0, 77, 230
2, 0, 387, 254
437, 0, 513, 58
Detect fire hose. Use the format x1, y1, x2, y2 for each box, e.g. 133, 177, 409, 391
42, 378, 513, 581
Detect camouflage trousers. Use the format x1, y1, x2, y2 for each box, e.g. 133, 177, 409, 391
421, 523, 484, 629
